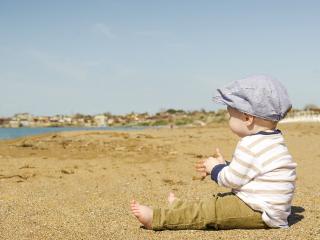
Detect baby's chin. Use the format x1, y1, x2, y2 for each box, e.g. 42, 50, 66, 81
230, 128, 248, 138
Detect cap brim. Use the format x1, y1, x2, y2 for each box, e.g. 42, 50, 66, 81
212, 95, 227, 105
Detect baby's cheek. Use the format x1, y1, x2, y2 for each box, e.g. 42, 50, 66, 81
228, 118, 236, 130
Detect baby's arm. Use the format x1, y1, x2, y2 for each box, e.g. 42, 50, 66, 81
212, 145, 260, 188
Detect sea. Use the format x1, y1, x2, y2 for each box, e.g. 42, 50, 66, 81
0, 126, 147, 140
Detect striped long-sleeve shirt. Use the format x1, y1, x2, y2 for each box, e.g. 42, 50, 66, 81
211, 129, 297, 228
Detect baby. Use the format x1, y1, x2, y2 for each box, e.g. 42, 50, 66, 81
130, 75, 297, 230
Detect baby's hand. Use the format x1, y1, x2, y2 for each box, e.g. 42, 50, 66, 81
195, 148, 226, 178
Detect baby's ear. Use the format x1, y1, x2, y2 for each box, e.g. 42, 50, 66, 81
243, 113, 255, 126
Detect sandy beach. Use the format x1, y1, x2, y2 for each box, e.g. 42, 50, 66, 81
0, 123, 319, 239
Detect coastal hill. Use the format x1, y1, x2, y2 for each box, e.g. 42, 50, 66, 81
1, 106, 320, 128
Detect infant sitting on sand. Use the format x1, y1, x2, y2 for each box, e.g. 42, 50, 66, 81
131, 75, 297, 230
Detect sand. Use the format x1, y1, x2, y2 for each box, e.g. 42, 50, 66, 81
0, 123, 319, 239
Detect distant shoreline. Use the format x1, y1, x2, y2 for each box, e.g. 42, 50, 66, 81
0, 126, 151, 140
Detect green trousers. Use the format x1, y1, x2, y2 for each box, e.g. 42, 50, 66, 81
152, 192, 268, 230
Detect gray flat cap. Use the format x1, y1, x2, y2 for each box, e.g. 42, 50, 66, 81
213, 75, 292, 121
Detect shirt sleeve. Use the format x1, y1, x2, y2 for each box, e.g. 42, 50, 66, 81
215, 143, 261, 189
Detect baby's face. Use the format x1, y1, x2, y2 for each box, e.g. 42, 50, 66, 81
227, 107, 250, 137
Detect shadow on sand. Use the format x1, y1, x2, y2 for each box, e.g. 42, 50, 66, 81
288, 206, 304, 226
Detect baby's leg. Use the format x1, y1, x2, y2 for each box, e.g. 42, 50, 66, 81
133, 192, 267, 231
130, 192, 177, 229
131, 193, 216, 230
152, 197, 216, 230
130, 200, 153, 229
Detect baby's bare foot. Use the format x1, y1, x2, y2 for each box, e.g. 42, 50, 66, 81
130, 200, 153, 229
168, 192, 176, 205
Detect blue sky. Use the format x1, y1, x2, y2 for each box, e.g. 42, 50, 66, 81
0, 1, 319, 117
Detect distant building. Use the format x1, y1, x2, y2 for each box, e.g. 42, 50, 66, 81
94, 115, 108, 126
62, 117, 72, 124
9, 120, 20, 128
14, 113, 33, 120
107, 118, 115, 125
38, 116, 50, 126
